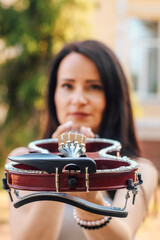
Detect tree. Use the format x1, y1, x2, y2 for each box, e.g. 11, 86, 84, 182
0, 0, 93, 166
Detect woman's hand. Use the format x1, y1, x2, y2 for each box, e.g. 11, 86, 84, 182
71, 191, 106, 221
52, 121, 94, 138
52, 121, 100, 211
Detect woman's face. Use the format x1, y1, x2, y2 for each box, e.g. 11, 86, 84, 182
54, 52, 106, 133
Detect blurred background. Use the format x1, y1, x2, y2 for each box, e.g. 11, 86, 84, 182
0, 0, 160, 239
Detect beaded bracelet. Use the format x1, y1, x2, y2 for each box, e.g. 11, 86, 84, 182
73, 209, 112, 230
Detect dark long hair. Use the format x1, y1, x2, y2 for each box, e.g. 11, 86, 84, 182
43, 40, 141, 157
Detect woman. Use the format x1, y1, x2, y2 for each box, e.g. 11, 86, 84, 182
9, 40, 158, 240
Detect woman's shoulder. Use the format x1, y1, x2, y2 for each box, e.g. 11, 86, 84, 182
7, 147, 29, 159
134, 157, 158, 204
135, 157, 158, 173
134, 157, 158, 181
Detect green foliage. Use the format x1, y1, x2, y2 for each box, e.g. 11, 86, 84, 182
0, 0, 94, 170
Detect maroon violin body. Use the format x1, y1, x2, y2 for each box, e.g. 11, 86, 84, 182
3, 135, 142, 217
5, 137, 139, 192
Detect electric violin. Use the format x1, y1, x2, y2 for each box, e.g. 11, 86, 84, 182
3, 133, 143, 218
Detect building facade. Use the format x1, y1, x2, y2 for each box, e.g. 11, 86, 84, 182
90, 0, 160, 169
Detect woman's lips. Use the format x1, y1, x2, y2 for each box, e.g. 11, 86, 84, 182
69, 112, 90, 118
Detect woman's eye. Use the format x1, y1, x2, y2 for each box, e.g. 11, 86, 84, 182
89, 84, 103, 90
61, 83, 73, 89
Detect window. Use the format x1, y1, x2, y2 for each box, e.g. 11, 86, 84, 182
129, 19, 160, 98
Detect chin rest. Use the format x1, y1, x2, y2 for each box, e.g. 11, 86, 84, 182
8, 153, 97, 174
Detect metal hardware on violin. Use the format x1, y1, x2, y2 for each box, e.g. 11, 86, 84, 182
3, 133, 143, 218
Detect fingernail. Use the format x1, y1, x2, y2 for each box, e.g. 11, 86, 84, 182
87, 127, 92, 133
64, 121, 73, 128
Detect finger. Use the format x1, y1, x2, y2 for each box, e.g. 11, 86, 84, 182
52, 121, 73, 138
80, 126, 94, 138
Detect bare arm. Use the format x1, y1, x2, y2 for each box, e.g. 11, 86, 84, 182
8, 122, 94, 240
8, 147, 65, 240
74, 158, 158, 240
8, 123, 158, 240
52, 124, 158, 239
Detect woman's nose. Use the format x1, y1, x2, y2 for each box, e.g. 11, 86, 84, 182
70, 89, 88, 105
